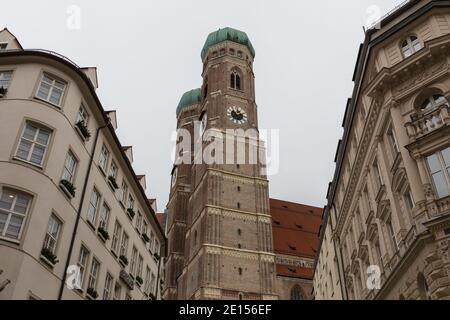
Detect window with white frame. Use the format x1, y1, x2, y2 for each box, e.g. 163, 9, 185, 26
0, 188, 32, 240
130, 246, 138, 275
98, 145, 110, 173
401, 35, 423, 58
109, 161, 118, 179
426, 147, 450, 199
16, 122, 51, 166
76, 104, 89, 125
113, 282, 122, 300
111, 220, 121, 253
77, 245, 90, 289
120, 181, 128, 204
149, 231, 155, 252
119, 231, 129, 257
102, 273, 113, 300
99, 202, 110, 230
36, 73, 66, 106
87, 258, 100, 291
87, 189, 100, 225
0, 70, 12, 89
144, 267, 151, 294
150, 272, 156, 294
136, 211, 142, 232
137, 254, 143, 279
142, 220, 148, 236
128, 194, 134, 210
42, 214, 62, 254
62, 151, 77, 182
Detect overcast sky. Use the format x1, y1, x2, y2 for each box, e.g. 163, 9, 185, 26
2, 0, 405, 210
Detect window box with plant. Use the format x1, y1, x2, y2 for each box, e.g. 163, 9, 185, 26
97, 226, 110, 242
86, 287, 98, 300
119, 255, 129, 266
135, 276, 143, 287
60, 179, 76, 198
40, 248, 59, 267
0, 86, 7, 98
108, 175, 119, 190
75, 120, 91, 141
141, 233, 150, 243
126, 208, 135, 220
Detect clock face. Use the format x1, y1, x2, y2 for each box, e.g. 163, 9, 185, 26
227, 106, 248, 124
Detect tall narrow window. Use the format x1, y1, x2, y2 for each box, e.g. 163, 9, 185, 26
113, 282, 122, 300
111, 220, 122, 253
372, 159, 383, 189
62, 151, 77, 182
77, 246, 90, 289
43, 214, 62, 254
130, 246, 138, 275
76, 104, 89, 125
230, 71, 241, 90
144, 267, 151, 294
120, 232, 129, 258
290, 285, 304, 300
103, 273, 113, 300
120, 181, 128, 204
137, 255, 143, 279
401, 36, 423, 58
98, 202, 110, 230
109, 161, 118, 179
36, 73, 66, 106
404, 189, 415, 210
87, 258, 100, 291
136, 211, 142, 232
87, 189, 100, 225
386, 218, 398, 253
426, 147, 450, 199
150, 273, 156, 294
387, 127, 400, 157
0, 188, 32, 240
98, 145, 110, 173
142, 220, 148, 236
128, 194, 134, 210
0, 70, 12, 89
16, 122, 51, 166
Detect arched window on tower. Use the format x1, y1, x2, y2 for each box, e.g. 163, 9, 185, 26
230, 71, 242, 90
290, 285, 304, 300
401, 35, 423, 58
203, 77, 208, 99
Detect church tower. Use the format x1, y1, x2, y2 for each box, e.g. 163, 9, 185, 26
165, 28, 278, 300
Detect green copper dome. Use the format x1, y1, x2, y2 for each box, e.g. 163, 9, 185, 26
176, 88, 201, 116
201, 27, 255, 60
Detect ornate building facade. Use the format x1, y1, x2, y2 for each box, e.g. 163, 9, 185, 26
0, 28, 166, 300
314, 0, 450, 300
163, 28, 322, 300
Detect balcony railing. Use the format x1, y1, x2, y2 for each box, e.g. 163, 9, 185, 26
405, 103, 450, 140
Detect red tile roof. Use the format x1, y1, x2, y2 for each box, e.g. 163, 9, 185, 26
270, 198, 323, 279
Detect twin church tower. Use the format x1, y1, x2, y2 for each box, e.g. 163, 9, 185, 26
163, 27, 278, 300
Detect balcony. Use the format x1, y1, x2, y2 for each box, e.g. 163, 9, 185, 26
405, 103, 450, 141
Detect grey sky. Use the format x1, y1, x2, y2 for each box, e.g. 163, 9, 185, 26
2, 0, 405, 209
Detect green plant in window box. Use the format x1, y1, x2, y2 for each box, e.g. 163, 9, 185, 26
142, 233, 150, 243
136, 276, 143, 286
0, 86, 7, 97
127, 208, 136, 219
119, 255, 129, 266
41, 248, 59, 265
75, 120, 91, 140
97, 227, 110, 240
87, 287, 98, 299
60, 179, 76, 197
108, 175, 119, 189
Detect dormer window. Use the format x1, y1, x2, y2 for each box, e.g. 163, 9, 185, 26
230, 71, 241, 90
0, 43, 7, 50
401, 36, 423, 58
421, 95, 447, 111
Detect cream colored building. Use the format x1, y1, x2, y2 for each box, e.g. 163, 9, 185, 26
314, 0, 450, 300
0, 28, 166, 300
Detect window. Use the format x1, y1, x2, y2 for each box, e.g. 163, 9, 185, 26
149, 231, 155, 252
237, 51, 243, 58
229, 48, 235, 55
421, 95, 447, 111
230, 71, 241, 90
0, 71, 12, 89
87, 189, 100, 225
98, 145, 110, 172
386, 218, 398, 252
88, 258, 100, 290
426, 147, 450, 199
113, 282, 122, 300
128, 194, 134, 209
111, 220, 122, 253
120, 181, 128, 204
130, 246, 138, 275
372, 159, 383, 188
404, 189, 415, 210
401, 36, 423, 58
77, 246, 90, 289
99, 202, 110, 230
417, 272, 430, 300
62, 151, 77, 182
15, 122, 51, 166
109, 161, 118, 179
36, 73, 66, 106
291, 285, 304, 300
0, 43, 7, 50
137, 255, 143, 279
387, 127, 399, 156
142, 220, 148, 236
120, 232, 129, 257
136, 211, 142, 231
76, 104, 89, 125
144, 267, 151, 294
150, 272, 156, 294
154, 239, 160, 256
238, 267, 243, 275
0, 188, 32, 240
102, 273, 113, 300
43, 214, 62, 254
